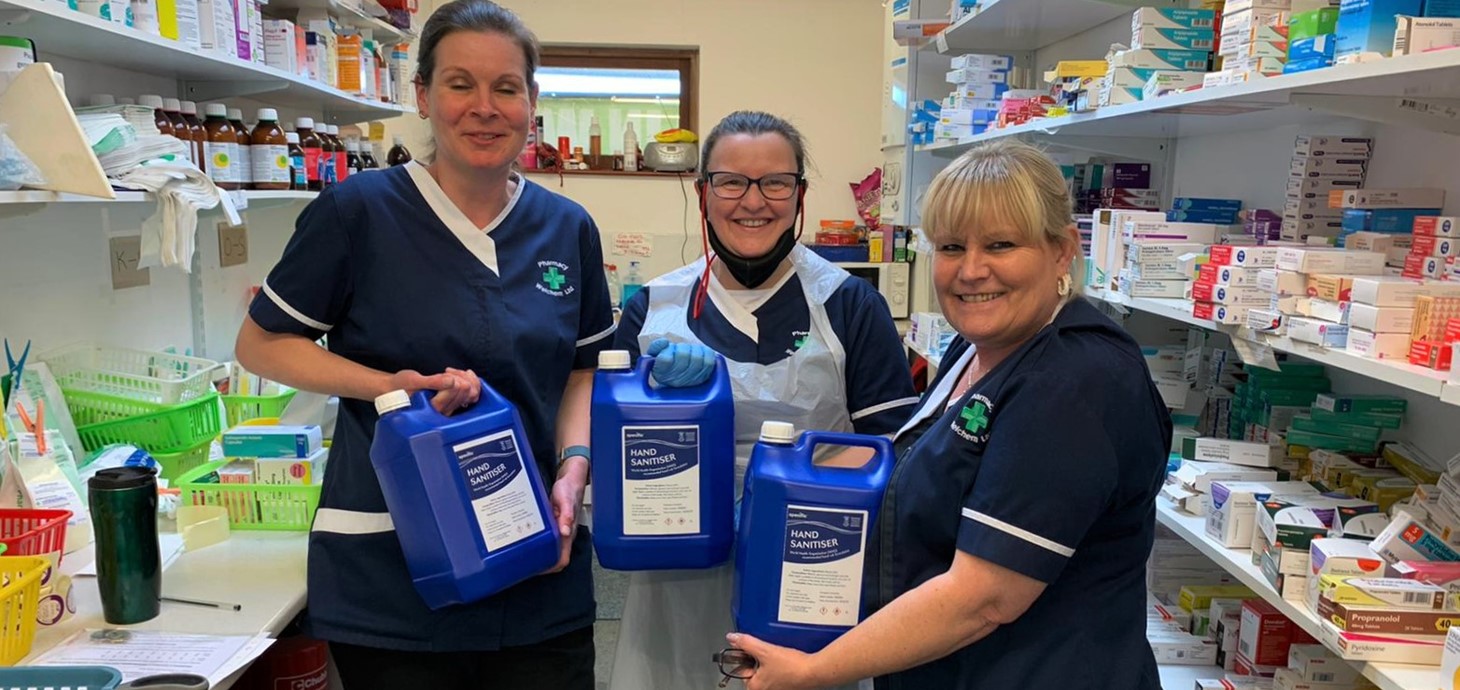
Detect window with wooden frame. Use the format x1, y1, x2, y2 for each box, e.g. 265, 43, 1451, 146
532, 45, 699, 174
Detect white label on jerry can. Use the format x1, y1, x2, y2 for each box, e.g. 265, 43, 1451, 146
622, 425, 700, 536
453, 429, 545, 551
778, 505, 867, 627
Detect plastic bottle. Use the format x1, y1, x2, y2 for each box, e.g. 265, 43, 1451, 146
733, 422, 894, 653
345, 139, 363, 177
228, 107, 253, 189
179, 101, 206, 168
604, 263, 621, 309
138, 95, 173, 139
370, 388, 559, 609
387, 136, 412, 166
296, 117, 323, 192
622, 122, 638, 172
589, 115, 602, 159
286, 132, 306, 191
590, 349, 735, 570
621, 260, 643, 306
250, 108, 289, 190
162, 98, 192, 165
202, 103, 239, 189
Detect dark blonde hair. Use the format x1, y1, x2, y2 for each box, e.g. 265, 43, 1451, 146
921, 140, 1083, 296
415, 0, 539, 87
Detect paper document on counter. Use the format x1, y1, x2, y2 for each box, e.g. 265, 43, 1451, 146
28, 630, 274, 686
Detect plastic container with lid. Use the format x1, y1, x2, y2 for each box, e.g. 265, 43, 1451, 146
286, 132, 306, 191
179, 101, 206, 168
369, 386, 558, 609
137, 95, 172, 138
202, 103, 240, 190
590, 349, 735, 570
228, 108, 253, 188
250, 108, 290, 190
295, 117, 324, 192
733, 422, 894, 653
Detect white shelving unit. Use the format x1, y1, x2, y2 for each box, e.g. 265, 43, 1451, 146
1085, 287, 1460, 406
0, 0, 411, 122
936, 0, 1172, 53
263, 0, 414, 44
1156, 501, 1443, 690
0, 189, 317, 205
1157, 663, 1223, 690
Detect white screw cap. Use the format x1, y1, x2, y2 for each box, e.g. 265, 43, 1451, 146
205, 103, 228, 117
296, 117, 315, 129
598, 350, 631, 370
375, 389, 411, 415
257, 108, 278, 121
138, 94, 164, 108
162, 97, 182, 111
759, 421, 796, 444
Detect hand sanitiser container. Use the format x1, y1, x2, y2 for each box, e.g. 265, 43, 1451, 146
371, 388, 558, 609
591, 350, 735, 570
733, 422, 893, 652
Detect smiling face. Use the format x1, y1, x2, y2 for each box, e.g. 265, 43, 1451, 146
416, 29, 536, 176
702, 133, 802, 260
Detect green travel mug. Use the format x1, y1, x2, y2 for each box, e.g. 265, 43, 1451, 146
88, 466, 161, 624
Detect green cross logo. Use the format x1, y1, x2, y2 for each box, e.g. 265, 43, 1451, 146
794, 334, 809, 349
542, 266, 567, 290
959, 402, 989, 434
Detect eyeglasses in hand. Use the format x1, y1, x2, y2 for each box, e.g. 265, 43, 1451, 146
704, 172, 803, 200
713, 647, 757, 687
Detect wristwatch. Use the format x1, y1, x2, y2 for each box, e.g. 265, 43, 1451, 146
559, 445, 591, 466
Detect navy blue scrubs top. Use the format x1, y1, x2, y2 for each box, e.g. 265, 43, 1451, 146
248, 162, 615, 651
616, 273, 918, 435
869, 298, 1170, 689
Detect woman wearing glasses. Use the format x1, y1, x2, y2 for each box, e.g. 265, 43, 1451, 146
608, 110, 918, 690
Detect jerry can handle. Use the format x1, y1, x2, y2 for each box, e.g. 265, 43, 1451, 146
407, 388, 480, 420
797, 431, 894, 474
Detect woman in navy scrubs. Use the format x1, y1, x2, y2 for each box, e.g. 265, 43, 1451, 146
608, 111, 918, 690
234, 2, 611, 688
729, 141, 1171, 690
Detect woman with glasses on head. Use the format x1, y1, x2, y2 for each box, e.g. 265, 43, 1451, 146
608, 110, 919, 690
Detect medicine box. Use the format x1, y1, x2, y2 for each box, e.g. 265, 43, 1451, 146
1287, 176, 1364, 198
1371, 510, 1460, 563
1336, 0, 1425, 57
1410, 234, 1459, 259
1207, 481, 1320, 547
1414, 216, 1460, 238
950, 53, 1013, 71
1293, 135, 1373, 156
1238, 599, 1301, 666
1133, 7, 1217, 30
1197, 264, 1259, 287
1108, 48, 1212, 71
1104, 66, 1162, 88
222, 424, 323, 458
1317, 575, 1448, 609
1351, 276, 1460, 307
1143, 70, 1206, 99
1174, 460, 1279, 493
1290, 8, 1342, 40
1288, 34, 1338, 62
256, 446, 328, 485
952, 83, 1011, 100
1346, 329, 1412, 359
1344, 208, 1443, 233
1275, 247, 1386, 274
1392, 15, 1460, 55
1129, 242, 1208, 262
1291, 156, 1369, 178
1133, 25, 1217, 50
1286, 316, 1350, 348
1341, 188, 1446, 209
945, 67, 1008, 84
1346, 231, 1411, 253
1209, 245, 1282, 267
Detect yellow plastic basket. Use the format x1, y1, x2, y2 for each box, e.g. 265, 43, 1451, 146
0, 556, 48, 666
221, 390, 297, 427
176, 460, 321, 531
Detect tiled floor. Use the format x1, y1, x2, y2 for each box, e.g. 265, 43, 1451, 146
593, 560, 629, 689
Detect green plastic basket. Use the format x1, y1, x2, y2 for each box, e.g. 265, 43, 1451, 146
221, 389, 297, 427
64, 390, 222, 454
176, 460, 321, 531
148, 440, 215, 482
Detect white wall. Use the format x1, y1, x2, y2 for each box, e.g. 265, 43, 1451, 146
393, 0, 888, 279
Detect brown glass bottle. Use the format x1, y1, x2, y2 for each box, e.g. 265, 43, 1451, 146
229, 108, 253, 190
286, 132, 306, 191
296, 117, 325, 192
162, 98, 193, 167
250, 108, 289, 191
179, 101, 207, 170
202, 103, 241, 190
318, 125, 339, 187
138, 94, 173, 139
387, 136, 411, 166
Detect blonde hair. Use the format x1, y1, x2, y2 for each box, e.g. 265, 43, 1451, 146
921, 140, 1083, 298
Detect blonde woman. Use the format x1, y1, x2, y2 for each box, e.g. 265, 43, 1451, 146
728, 140, 1171, 690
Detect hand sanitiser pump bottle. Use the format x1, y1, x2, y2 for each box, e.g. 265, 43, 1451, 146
370, 387, 558, 609
733, 422, 893, 652
590, 349, 735, 570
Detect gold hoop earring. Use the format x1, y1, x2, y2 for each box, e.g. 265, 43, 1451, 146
1057, 273, 1073, 297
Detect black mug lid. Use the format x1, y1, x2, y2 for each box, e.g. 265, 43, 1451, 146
88, 466, 157, 491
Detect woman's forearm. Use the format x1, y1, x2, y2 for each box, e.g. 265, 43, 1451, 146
555, 369, 594, 455
235, 316, 393, 402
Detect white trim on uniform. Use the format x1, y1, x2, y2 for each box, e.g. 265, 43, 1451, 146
576, 323, 617, 349
893, 345, 976, 441
312, 508, 396, 535
850, 396, 920, 421
961, 508, 1075, 558
262, 281, 334, 332
404, 160, 525, 275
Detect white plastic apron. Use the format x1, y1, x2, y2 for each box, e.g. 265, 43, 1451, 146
610, 245, 857, 690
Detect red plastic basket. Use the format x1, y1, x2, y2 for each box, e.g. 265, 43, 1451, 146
0, 509, 71, 565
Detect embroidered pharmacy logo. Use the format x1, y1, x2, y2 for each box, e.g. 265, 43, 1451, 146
785, 330, 811, 356
536, 260, 575, 297
951, 393, 993, 444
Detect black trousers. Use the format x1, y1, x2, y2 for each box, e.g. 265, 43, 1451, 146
331, 625, 595, 690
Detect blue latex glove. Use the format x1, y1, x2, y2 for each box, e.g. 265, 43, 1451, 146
646, 337, 716, 388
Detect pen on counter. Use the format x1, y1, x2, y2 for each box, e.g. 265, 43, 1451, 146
162, 595, 242, 611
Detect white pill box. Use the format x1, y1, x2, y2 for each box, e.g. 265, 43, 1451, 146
222, 424, 324, 458
1134, 25, 1216, 50
1290, 156, 1369, 177
1350, 276, 1460, 307
1341, 188, 1447, 209
1348, 303, 1415, 333
1192, 283, 1271, 306
1258, 269, 1306, 296
950, 53, 1014, 71
1293, 135, 1374, 156
1275, 248, 1386, 274
1210, 244, 1282, 267
1133, 7, 1216, 31
1346, 329, 1412, 359
1287, 316, 1349, 348
1129, 242, 1208, 263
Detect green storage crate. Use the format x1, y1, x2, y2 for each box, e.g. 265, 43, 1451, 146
221, 390, 297, 427
148, 439, 215, 482
177, 460, 321, 531
64, 390, 222, 453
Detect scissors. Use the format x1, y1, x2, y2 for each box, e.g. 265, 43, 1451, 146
3, 338, 30, 408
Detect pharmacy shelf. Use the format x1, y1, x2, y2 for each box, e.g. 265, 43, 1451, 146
903, 335, 944, 374
1156, 501, 1442, 690
1157, 663, 1221, 689
262, 0, 414, 43
917, 49, 1460, 155
0, 189, 318, 208
0, 0, 410, 123
935, 0, 1170, 54
1085, 288, 1460, 406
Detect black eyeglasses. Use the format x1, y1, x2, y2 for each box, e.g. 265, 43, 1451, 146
713, 648, 757, 687
704, 172, 803, 200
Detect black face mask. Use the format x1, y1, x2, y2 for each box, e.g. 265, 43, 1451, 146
706, 222, 797, 289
